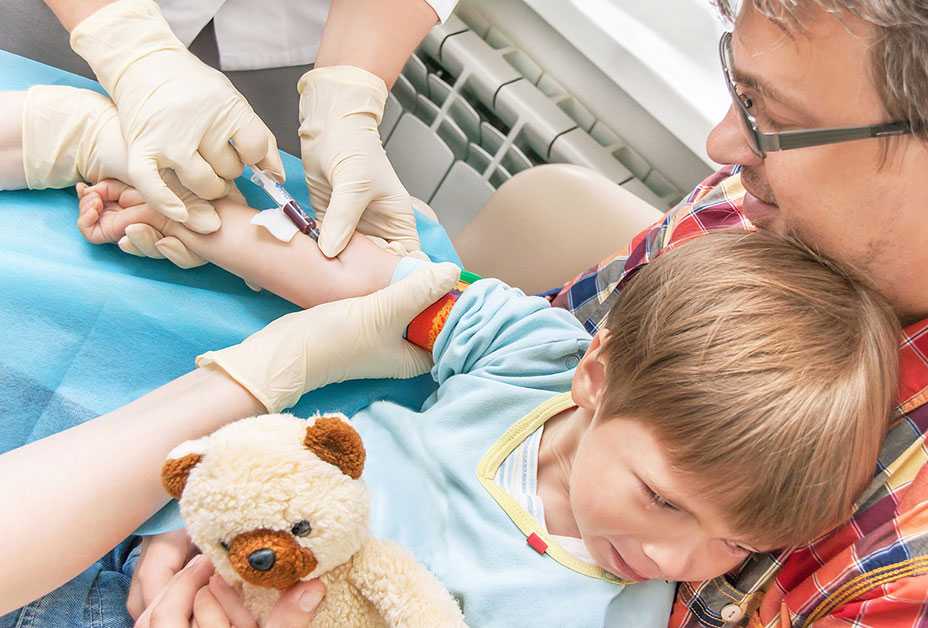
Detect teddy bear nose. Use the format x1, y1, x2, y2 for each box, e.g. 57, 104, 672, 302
248, 548, 277, 572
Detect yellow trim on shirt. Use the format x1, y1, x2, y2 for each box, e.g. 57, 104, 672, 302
476, 392, 630, 585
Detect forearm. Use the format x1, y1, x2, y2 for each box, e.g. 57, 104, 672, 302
0, 91, 27, 190
0, 365, 262, 614
43, 0, 116, 31
315, 0, 439, 88
164, 199, 400, 307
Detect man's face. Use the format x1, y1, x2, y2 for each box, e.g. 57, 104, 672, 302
706, 3, 928, 320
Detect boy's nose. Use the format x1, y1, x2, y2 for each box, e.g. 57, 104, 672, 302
640, 541, 694, 580
706, 106, 764, 168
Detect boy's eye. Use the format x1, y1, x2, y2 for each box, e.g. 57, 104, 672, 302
643, 483, 679, 512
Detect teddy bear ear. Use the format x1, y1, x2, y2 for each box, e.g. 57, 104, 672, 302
161, 437, 209, 500
304, 415, 366, 479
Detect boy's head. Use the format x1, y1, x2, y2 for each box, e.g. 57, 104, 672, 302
568, 230, 899, 582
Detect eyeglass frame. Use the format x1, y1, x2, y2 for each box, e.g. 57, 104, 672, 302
719, 31, 910, 158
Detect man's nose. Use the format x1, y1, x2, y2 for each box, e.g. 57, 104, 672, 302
706, 106, 763, 167
640, 540, 696, 580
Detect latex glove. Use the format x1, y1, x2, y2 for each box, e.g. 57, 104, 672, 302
70, 0, 284, 225
298, 65, 419, 258
197, 262, 460, 413
20, 85, 128, 190
22, 85, 221, 234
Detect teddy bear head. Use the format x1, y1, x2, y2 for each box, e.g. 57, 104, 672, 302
161, 413, 369, 590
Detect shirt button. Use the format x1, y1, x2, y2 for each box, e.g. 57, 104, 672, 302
720, 604, 744, 623
565, 354, 580, 369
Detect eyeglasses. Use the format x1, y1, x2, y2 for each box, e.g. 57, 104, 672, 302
719, 31, 910, 158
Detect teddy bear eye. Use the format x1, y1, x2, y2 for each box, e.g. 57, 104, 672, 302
219, 540, 230, 551
291, 520, 312, 537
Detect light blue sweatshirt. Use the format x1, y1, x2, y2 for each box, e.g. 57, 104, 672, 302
351, 278, 674, 628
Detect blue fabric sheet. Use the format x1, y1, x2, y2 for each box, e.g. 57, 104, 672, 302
0, 50, 462, 534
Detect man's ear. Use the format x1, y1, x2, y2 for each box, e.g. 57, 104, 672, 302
572, 329, 611, 411
161, 436, 209, 500
304, 414, 366, 479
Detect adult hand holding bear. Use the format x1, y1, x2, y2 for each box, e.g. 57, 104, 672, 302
127, 529, 325, 628
132, 549, 325, 628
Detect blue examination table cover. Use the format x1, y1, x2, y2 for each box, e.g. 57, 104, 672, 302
0, 50, 462, 534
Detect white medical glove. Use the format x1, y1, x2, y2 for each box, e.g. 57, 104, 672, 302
20, 85, 128, 190
21, 86, 220, 234
196, 262, 460, 413
298, 65, 419, 258
70, 0, 284, 225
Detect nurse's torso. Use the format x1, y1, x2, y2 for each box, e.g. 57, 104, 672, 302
159, 0, 330, 71
350, 371, 623, 628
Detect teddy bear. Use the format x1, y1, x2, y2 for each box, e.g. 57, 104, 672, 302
161, 412, 468, 627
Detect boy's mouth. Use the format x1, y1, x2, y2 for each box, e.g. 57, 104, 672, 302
607, 542, 647, 581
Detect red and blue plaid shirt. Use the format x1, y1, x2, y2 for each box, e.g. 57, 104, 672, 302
553, 165, 928, 627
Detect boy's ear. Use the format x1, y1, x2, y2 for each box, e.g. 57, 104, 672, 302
572, 330, 610, 411
161, 436, 209, 500
304, 414, 366, 479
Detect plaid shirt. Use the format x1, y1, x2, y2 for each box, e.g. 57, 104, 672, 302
552, 165, 928, 627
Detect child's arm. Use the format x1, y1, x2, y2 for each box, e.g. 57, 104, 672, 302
0, 365, 264, 615
0, 91, 27, 190
77, 180, 401, 308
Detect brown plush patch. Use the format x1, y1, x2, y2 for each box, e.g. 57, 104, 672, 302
303, 416, 366, 479
228, 528, 317, 590
161, 453, 202, 500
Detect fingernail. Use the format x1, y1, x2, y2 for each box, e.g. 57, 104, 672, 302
164, 205, 188, 222
186, 211, 221, 234
317, 236, 337, 258
188, 554, 207, 570
299, 588, 324, 612
320, 230, 349, 258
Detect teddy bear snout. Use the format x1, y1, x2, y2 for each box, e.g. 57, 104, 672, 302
228, 528, 318, 590
248, 548, 276, 572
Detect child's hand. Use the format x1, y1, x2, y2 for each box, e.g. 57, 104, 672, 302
77, 179, 167, 245
76, 176, 210, 269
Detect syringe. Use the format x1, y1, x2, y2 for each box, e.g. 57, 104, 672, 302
248, 167, 320, 241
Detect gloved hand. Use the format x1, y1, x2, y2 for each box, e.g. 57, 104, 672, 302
298, 65, 419, 258
20, 85, 127, 189
70, 0, 284, 225
21, 85, 220, 234
197, 262, 460, 413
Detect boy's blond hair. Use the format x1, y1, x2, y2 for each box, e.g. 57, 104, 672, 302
602, 230, 900, 548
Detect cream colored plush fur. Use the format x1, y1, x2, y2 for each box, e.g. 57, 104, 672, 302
164, 413, 467, 627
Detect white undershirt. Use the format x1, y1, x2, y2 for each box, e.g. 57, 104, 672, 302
493, 424, 596, 564
158, 0, 460, 71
